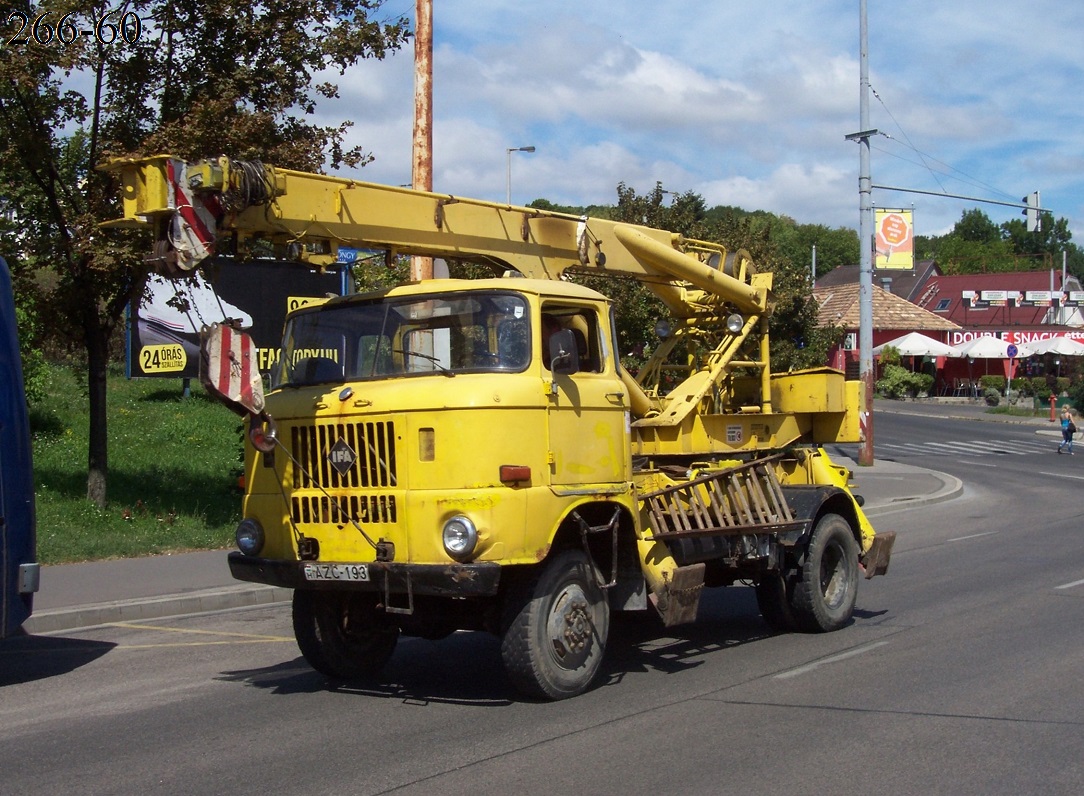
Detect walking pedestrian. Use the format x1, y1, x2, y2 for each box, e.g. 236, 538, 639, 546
1057, 406, 1077, 455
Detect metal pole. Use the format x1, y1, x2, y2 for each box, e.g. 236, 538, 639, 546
506, 148, 512, 205
857, 0, 875, 466
505, 146, 535, 205
411, 0, 433, 281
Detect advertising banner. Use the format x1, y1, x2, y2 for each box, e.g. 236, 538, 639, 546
874, 208, 915, 271
980, 290, 1009, 307
129, 259, 347, 379
1020, 290, 1052, 307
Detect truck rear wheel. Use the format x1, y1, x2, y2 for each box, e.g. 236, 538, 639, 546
754, 573, 798, 633
292, 590, 399, 679
790, 513, 860, 632
500, 549, 610, 700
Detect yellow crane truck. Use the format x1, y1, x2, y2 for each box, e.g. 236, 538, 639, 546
104, 155, 894, 700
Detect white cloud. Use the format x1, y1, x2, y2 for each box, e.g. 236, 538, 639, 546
314, 1, 1084, 239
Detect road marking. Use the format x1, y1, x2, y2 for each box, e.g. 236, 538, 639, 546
117, 640, 292, 650
1055, 578, 1084, 590
879, 439, 1054, 458
773, 641, 889, 679
110, 622, 294, 647
948, 531, 999, 542
1037, 471, 1084, 481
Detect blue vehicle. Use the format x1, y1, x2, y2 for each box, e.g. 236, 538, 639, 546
0, 255, 39, 638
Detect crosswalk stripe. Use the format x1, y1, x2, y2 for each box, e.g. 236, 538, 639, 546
878, 439, 1056, 456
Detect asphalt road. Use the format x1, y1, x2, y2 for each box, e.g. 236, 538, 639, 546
2, 411, 1082, 795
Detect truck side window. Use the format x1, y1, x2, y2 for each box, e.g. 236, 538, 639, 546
498, 316, 529, 368
540, 307, 602, 373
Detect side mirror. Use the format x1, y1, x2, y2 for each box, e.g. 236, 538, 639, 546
549, 329, 580, 375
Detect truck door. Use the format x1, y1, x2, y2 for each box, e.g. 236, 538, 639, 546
542, 305, 630, 486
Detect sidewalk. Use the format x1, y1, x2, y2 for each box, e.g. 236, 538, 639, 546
24, 551, 291, 634
39, 403, 1056, 636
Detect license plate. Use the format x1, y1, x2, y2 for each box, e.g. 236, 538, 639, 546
302, 563, 370, 582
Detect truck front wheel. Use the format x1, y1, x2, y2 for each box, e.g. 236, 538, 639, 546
790, 513, 860, 632
292, 590, 399, 679
500, 549, 610, 700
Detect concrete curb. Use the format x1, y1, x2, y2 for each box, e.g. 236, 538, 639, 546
23, 584, 291, 635
863, 469, 964, 517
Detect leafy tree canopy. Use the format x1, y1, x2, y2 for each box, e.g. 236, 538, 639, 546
0, 0, 409, 505
916, 207, 1084, 277
534, 183, 842, 375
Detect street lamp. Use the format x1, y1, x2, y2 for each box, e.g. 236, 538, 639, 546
506, 146, 535, 205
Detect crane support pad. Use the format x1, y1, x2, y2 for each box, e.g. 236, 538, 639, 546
861, 531, 896, 578
649, 563, 705, 627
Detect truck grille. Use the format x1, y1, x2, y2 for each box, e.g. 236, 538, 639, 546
291, 493, 397, 525
289, 420, 398, 525
291, 421, 397, 489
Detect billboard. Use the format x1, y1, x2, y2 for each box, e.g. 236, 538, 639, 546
129, 259, 348, 379
874, 208, 915, 271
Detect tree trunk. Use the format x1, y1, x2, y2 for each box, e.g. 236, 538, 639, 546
86, 325, 110, 508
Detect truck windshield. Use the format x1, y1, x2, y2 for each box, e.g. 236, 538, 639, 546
273, 291, 531, 387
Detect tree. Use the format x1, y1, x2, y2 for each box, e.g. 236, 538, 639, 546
565, 183, 839, 376
917, 209, 1017, 273
915, 207, 1084, 276
955, 208, 1002, 244
706, 209, 842, 371
0, 0, 409, 507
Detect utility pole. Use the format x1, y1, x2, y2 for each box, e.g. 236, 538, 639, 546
411, 0, 433, 281
846, 0, 877, 466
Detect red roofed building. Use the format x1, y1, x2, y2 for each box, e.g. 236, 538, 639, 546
814, 282, 961, 378
815, 266, 1084, 393
912, 271, 1084, 348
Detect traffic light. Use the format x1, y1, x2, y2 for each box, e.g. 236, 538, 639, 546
1022, 191, 1040, 233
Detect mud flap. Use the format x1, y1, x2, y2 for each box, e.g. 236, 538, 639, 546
861, 531, 896, 579
649, 563, 705, 627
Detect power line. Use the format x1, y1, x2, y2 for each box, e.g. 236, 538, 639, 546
869, 84, 1022, 205
870, 84, 948, 194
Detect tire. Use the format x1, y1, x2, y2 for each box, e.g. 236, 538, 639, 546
292, 590, 399, 680
500, 549, 610, 700
790, 513, 860, 633
755, 573, 799, 633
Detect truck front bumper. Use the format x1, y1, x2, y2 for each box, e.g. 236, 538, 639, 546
228, 552, 502, 597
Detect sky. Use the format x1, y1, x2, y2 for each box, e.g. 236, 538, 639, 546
313, 0, 1084, 242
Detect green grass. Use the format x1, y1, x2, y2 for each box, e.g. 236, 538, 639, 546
30, 364, 244, 563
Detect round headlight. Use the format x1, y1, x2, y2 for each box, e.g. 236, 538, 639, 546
442, 516, 478, 561
726, 313, 745, 334
235, 518, 265, 556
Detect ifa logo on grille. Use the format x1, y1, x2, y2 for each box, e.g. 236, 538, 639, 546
327, 438, 358, 475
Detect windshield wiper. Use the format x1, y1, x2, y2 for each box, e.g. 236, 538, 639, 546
392, 348, 455, 377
